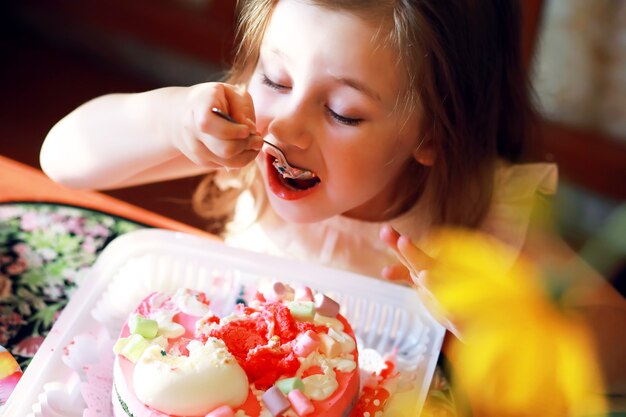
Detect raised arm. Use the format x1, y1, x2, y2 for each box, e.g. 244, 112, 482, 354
40, 82, 261, 190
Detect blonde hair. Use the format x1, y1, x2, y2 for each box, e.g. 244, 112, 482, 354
194, 0, 535, 235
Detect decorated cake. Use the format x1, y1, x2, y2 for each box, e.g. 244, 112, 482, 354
111, 282, 360, 417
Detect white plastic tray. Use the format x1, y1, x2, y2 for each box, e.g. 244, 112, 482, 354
3, 229, 445, 417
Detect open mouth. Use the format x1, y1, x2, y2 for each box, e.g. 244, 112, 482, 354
273, 160, 320, 190
265, 154, 321, 200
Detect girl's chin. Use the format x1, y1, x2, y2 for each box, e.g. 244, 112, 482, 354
263, 153, 320, 201
265, 194, 330, 224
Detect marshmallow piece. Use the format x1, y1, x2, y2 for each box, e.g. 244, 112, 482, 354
328, 328, 356, 354
293, 330, 320, 357
262, 386, 291, 416
276, 377, 305, 395
288, 301, 316, 321
314, 293, 340, 317
294, 286, 314, 302
120, 334, 152, 363
272, 281, 286, 296
264, 281, 287, 302
288, 389, 315, 416
318, 333, 341, 358
205, 405, 235, 417
129, 314, 159, 339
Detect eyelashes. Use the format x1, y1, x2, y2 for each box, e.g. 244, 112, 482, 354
260, 74, 363, 127
261, 74, 288, 91
325, 106, 362, 126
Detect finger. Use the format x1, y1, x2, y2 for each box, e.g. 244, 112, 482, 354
179, 129, 225, 168
397, 235, 434, 271
211, 149, 262, 169
380, 225, 419, 276
181, 123, 256, 168
379, 224, 402, 251
410, 269, 430, 287
197, 108, 251, 139
199, 133, 262, 160
381, 263, 412, 283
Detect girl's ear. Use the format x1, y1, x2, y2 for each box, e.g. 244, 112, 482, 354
414, 141, 435, 166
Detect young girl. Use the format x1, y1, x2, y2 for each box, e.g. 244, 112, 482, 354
41, 0, 624, 398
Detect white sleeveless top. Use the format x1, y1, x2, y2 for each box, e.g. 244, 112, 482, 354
222, 163, 558, 279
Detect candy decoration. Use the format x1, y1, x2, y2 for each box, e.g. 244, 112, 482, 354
272, 281, 286, 295
328, 328, 348, 345
288, 301, 316, 321
348, 386, 391, 417
119, 334, 152, 363
288, 389, 315, 416
318, 333, 341, 358
314, 293, 340, 317
264, 281, 287, 302
129, 314, 159, 339
328, 328, 355, 354
262, 386, 291, 416
205, 405, 235, 417
0, 347, 20, 379
0, 346, 22, 406
276, 377, 305, 395
293, 330, 320, 357
294, 286, 314, 302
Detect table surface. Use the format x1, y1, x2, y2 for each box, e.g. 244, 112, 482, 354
0, 155, 215, 239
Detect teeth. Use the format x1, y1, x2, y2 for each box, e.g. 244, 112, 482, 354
270, 156, 320, 191
273, 160, 289, 178
272, 159, 295, 189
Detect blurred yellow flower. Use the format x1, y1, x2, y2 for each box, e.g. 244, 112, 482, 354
420, 228, 607, 417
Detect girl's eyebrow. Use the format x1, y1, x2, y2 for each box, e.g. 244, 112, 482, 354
332, 75, 382, 102
268, 47, 288, 60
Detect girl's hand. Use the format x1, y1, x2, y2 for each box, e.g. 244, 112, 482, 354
177, 82, 263, 169
380, 225, 464, 339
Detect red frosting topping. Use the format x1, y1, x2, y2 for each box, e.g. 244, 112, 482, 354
207, 301, 326, 390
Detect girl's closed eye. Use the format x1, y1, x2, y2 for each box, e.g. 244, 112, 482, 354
325, 106, 363, 127
261, 74, 290, 91
262, 72, 363, 127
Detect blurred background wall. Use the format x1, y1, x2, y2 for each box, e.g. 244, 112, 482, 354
0, 0, 625, 287
1, 0, 238, 231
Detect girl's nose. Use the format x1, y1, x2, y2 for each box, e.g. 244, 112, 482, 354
267, 102, 313, 150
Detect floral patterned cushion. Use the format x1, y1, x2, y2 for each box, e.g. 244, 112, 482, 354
0, 203, 146, 370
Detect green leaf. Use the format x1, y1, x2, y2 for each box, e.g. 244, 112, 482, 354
20, 268, 48, 290
54, 234, 82, 254
30, 303, 63, 329
45, 260, 70, 282
113, 221, 144, 235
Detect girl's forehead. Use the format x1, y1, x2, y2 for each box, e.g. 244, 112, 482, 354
265, 0, 392, 47
260, 0, 406, 102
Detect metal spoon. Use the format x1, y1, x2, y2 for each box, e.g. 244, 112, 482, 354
211, 107, 316, 180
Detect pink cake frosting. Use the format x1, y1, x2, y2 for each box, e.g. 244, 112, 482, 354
112, 283, 359, 417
